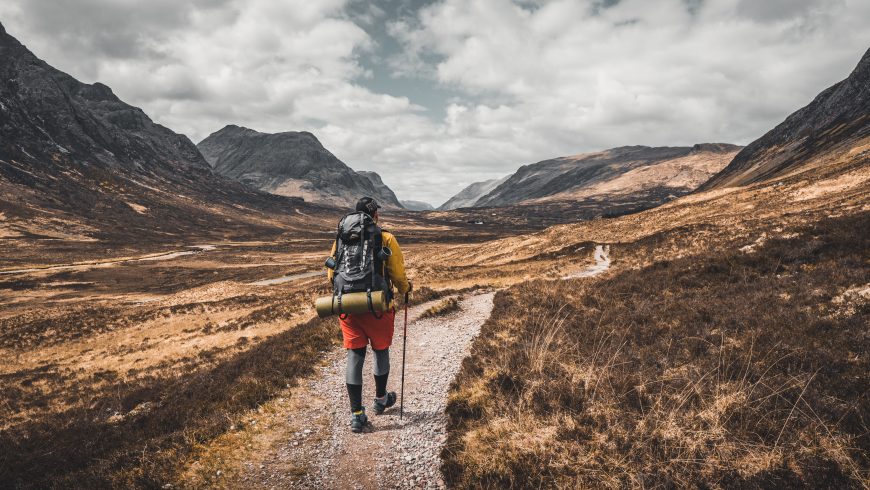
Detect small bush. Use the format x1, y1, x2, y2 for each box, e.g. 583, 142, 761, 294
420, 297, 461, 318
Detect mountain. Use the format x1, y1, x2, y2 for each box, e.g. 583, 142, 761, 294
701, 49, 870, 190
471, 144, 741, 208
438, 176, 510, 210
0, 22, 302, 243
401, 200, 435, 211
358, 171, 403, 209
197, 126, 402, 209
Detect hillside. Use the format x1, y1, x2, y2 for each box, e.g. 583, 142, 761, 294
430, 48, 869, 489
702, 48, 870, 190
401, 200, 435, 211
0, 22, 318, 251
438, 176, 509, 210
474, 144, 741, 208
198, 126, 403, 209
358, 171, 403, 209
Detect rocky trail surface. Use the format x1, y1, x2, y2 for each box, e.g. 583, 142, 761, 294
185, 291, 496, 489
564, 244, 611, 279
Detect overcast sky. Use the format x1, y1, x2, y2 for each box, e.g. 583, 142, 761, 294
1, 0, 868, 206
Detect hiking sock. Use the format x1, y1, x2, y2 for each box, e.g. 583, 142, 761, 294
346, 383, 363, 413
372, 348, 390, 398
374, 373, 389, 399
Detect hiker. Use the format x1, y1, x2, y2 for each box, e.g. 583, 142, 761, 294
326, 197, 412, 433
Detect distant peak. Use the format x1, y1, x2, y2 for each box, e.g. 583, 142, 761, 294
220, 124, 257, 133
358, 170, 386, 185
852, 47, 870, 77
214, 125, 321, 142
0, 21, 18, 47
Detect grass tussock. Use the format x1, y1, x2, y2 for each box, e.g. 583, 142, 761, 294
0, 315, 340, 489
421, 297, 462, 319
442, 213, 869, 488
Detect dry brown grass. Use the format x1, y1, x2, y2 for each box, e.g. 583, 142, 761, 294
420, 297, 462, 319
442, 212, 869, 488
0, 313, 340, 488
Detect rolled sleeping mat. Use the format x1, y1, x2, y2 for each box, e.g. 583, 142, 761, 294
315, 291, 389, 318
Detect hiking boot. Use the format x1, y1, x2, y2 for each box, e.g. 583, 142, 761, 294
372, 392, 397, 415
350, 410, 368, 433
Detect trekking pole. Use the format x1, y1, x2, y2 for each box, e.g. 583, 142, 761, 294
400, 292, 409, 420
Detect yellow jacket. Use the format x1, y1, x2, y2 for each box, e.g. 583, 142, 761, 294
327, 230, 410, 299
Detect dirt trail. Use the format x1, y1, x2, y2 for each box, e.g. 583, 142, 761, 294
197, 291, 495, 489
0, 244, 218, 275
563, 244, 611, 279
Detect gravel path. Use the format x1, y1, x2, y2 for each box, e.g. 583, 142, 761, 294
235, 291, 495, 489
563, 244, 611, 279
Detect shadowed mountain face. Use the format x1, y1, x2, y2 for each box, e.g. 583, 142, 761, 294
467, 144, 741, 208
438, 176, 510, 210
701, 48, 870, 190
0, 22, 305, 243
0, 24, 208, 178
198, 126, 403, 209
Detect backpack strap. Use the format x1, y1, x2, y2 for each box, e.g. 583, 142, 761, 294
332, 217, 346, 287
372, 225, 384, 276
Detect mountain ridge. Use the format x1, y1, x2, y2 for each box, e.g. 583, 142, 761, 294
358, 171, 403, 209
197, 125, 403, 209
446, 144, 741, 209
438, 176, 510, 210
0, 21, 304, 242
700, 48, 870, 190
401, 200, 435, 211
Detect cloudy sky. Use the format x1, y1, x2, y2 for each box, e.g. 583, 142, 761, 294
1, 0, 868, 206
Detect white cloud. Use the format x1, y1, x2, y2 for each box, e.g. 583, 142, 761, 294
376, 0, 869, 203
1, 0, 868, 207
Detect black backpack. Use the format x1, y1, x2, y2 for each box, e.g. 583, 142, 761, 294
330, 212, 391, 307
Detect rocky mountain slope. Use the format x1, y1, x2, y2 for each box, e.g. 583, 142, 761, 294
358, 171, 403, 209
473, 144, 741, 208
198, 126, 402, 209
0, 22, 315, 244
438, 176, 509, 210
701, 48, 870, 190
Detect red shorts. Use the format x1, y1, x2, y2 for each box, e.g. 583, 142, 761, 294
339, 309, 396, 350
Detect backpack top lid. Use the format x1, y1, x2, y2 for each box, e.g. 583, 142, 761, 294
338, 211, 374, 243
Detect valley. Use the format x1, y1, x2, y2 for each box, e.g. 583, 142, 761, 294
0, 15, 867, 490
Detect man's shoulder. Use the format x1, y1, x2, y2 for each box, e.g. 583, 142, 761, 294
381, 230, 398, 243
